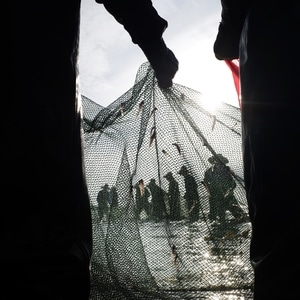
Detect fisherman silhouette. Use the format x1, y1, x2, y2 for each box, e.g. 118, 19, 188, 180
164, 172, 181, 221
110, 185, 118, 209
147, 178, 167, 222
202, 154, 247, 224
178, 165, 200, 223
135, 179, 151, 220
96, 184, 110, 222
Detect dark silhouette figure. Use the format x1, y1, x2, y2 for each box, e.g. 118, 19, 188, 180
109, 185, 122, 221
164, 172, 181, 221
135, 179, 151, 220
203, 154, 246, 224
96, 184, 110, 222
110, 185, 118, 209
11, 1, 177, 298
147, 178, 167, 222
214, 2, 299, 298
178, 165, 200, 223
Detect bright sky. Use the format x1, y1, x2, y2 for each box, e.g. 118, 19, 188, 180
79, 0, 240, 108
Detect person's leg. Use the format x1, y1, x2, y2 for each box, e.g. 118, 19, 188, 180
208, 196, 219, 222
7, 2, 93, 298
240, 10, 299, 299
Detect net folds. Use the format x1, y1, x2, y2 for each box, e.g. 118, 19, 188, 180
82, 62, 253, 299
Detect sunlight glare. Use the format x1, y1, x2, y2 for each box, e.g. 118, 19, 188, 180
201, 94, 222, 114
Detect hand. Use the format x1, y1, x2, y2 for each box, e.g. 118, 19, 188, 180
154, 48, 178, 89
213, 22, 240, 60
139, 39, 178, 89
213, 0, 248, 60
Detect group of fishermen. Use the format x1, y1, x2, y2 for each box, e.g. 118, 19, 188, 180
97, 154, 248, 224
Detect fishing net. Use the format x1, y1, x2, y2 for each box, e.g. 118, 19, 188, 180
82, 62, 254, 299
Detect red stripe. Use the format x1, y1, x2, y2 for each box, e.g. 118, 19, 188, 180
225, 59, 241, 108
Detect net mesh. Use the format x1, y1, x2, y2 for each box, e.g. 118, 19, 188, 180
82, 62, 254, 299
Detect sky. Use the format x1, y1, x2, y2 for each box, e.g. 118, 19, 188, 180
79, 0, 240, 108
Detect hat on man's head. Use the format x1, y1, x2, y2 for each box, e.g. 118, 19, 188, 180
148, 178, 156, 185
178, 165, 188, 175
164, 172, 173, 179
208, 153, 229, 164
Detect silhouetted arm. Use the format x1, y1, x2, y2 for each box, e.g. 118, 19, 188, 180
97, 0, 178, 88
